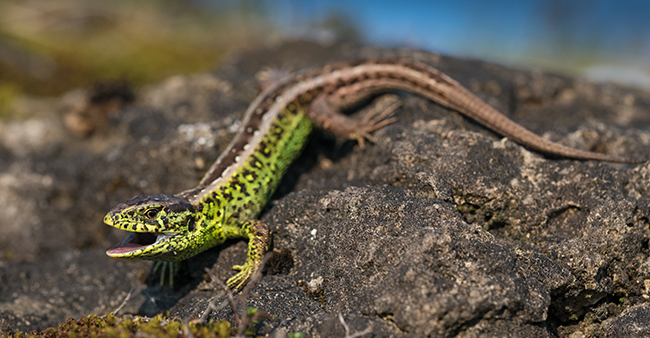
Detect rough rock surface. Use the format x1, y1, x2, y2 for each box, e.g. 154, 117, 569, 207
2, 41, 650, 337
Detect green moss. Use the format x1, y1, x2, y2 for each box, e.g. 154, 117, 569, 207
14, 313, 233, 338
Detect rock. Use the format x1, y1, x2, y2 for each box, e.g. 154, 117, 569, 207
2, 40, 650, 336
600, 304, 650, 337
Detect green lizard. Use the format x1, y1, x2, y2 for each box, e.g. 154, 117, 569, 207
104, 58, 640, 291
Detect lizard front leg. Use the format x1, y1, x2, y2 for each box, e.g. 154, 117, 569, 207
226, 219, 271, 291
152, 261, 182, 286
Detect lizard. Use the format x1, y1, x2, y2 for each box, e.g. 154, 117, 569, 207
103, 58, 643, 291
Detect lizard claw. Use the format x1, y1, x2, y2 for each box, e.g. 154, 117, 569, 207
152, 261, 181, 287
226, 262, 258, 291
352, 100, 401, 148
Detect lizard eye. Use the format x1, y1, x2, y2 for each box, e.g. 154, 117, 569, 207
146, 209, 159, 218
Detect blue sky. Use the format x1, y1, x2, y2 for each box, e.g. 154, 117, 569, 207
251, 0, 650, 87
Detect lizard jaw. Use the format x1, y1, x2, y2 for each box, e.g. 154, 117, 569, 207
106, 232, 176, 257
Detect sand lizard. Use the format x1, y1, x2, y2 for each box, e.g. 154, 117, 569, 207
104, 58, 642, 290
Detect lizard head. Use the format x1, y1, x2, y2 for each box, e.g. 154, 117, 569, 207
104, 194, 198, 262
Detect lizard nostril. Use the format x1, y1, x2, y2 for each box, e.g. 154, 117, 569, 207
104, 214, 114, 224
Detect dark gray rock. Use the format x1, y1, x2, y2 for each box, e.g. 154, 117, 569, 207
600, 304, 650, 337
263, 186, 551, 336
2, 40, 650, 337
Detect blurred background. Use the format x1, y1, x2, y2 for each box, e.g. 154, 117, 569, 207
1, 0, 649, 117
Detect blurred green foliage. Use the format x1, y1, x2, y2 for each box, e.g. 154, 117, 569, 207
0, 0, 277, 115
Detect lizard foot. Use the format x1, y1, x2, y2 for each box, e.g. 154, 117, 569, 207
352, 98, 400, 148
225, 219, 270, 291
152, 261, 181, 287
226, 262, 260, 292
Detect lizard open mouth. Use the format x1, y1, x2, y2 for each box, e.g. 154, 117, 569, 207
106, 232, 175, 256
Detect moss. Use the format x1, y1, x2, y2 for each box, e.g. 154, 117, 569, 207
13, 313, 233, 338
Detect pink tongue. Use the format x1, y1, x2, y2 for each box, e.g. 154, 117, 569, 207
106, 233, 149, 255
107, 242, 146, 255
